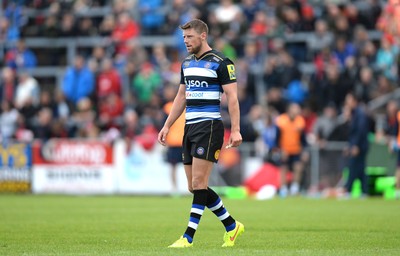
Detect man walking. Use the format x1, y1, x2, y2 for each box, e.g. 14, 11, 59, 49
158, 19, 244, 248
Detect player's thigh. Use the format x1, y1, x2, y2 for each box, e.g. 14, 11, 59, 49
191, 157, 214, 189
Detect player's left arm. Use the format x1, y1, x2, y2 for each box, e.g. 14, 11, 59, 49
223, 82, 242, 148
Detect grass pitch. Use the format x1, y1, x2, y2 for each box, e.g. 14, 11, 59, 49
0, 195, 399, 256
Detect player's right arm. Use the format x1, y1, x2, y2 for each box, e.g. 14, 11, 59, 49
158, 84, 186, 146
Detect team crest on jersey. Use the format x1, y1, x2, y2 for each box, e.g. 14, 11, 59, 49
204, 62, 211, 69
227, 64, 236, 80
196, 147, 205, 155
183, 61, 190, 67
214, 150, 220, 160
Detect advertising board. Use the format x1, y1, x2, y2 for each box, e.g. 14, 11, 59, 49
32, 139, 115, 194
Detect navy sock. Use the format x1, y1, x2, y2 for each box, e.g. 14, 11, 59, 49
207, 187, 236, 232
183, 189, 208, 243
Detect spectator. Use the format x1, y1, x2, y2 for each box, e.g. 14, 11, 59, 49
354, 66, 376, 103
213, 38, 237, 61
37, 90, 58, 118
131, 62, 162, 104
307, 20, 333, 58
138, 0, 165, 35
32, 108, 53, 141
357, 40, 376, 68
372, 75, 394, 99
77, 17, 98, 37
4, 2, 26, 42
112, 12, 140, 55
98, 93, 124, 130
241, 0, 260, 24
59, 13, 77, 37
88, 46, 107, 73
99, 15, 115, 36
333, 36, 356, 68
214, 0, 242, 34
282, 7, 302, 34
121, 109, 140, 152
0, 17, 12, 42
333, 15, 352, 40
39, 16, 60, 38
249, 10, 268, 36
0, 67, 17, 103
5, 40, 37, 69
96, 58, 122, 100
0, 100, 19, 142
376, 34, 399, 81
54, 90, 70, 123
381, 100, 398, 142
14, 72, 40, 110
300, 3, 315, 32
62, 55, 95, 109
70, 97, 96, 137
313, 103, 339, 146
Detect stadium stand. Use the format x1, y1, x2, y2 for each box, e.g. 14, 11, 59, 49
0, 0, 399, 147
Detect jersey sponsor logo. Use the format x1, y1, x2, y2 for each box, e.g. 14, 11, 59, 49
196, 147, 205, 156
204, 62, 211, 69
185, 78, 209, 88
186, 91, 204, 98
227, 64, 236, 80
214, 150, 220, 160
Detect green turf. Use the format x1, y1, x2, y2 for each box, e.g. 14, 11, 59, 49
0, 195, 399, 256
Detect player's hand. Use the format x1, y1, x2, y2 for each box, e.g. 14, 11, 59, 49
350, 145, 359, 156
157, 127, 169, 146
226, 131, 242, 149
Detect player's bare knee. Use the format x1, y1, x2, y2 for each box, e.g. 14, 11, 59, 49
192, 178, 207, 190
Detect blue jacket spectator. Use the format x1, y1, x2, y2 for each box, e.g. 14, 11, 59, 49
62, 56, 95, 106
138, 0, 165, 34
5, 40, 37, 69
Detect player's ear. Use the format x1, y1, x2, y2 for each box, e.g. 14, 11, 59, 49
201, 32, 207, 41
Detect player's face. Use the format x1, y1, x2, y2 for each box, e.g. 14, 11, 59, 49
183, 28, 204, 55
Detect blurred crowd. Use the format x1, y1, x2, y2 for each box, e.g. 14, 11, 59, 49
0, 0, 399, 154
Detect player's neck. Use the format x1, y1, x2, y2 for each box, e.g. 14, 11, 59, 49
194, 45, 212, 59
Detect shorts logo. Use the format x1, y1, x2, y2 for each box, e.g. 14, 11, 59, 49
182, 153, 185, 161
196, 147, 205, 156
227, 64, 236, 80
214, 150, 220, 160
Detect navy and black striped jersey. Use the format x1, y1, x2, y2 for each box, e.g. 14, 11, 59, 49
180, 49, 237, 124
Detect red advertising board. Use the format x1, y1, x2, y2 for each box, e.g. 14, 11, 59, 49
32, 139, 115, 194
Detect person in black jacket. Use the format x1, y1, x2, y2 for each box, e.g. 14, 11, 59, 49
343, 93, 369, 196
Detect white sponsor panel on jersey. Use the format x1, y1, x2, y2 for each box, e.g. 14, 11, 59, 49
183, 67, 217, 78
185, 91, 221, 100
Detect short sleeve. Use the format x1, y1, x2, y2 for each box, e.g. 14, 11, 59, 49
217, 59, 237, 85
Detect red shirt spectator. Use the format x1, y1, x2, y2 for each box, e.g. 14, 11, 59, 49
112, 12, 140, 54
99, 93, 124, 129
96, 58, 122, 98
